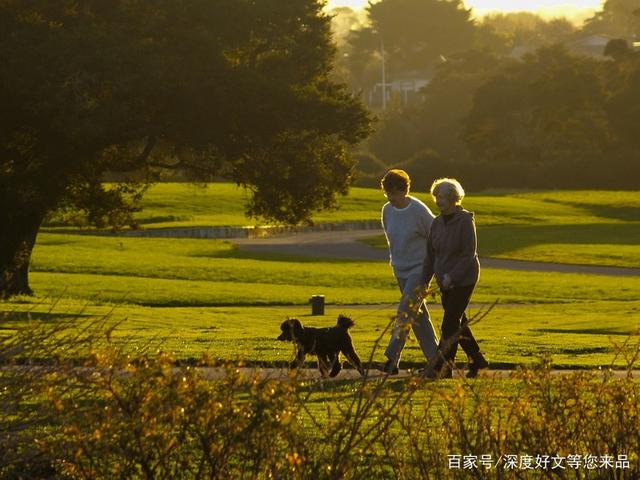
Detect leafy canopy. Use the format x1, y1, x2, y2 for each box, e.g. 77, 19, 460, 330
0, 0, 371, 225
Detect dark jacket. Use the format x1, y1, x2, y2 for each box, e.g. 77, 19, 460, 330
422, 207, 480, 289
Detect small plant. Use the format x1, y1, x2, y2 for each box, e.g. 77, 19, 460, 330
1, 306, 639, 479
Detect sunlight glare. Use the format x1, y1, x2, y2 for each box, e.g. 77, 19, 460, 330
326, 0, 604, 18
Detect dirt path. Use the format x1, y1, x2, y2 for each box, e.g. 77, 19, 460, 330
232, 229, 640, 277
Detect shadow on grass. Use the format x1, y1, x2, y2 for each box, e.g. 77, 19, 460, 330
543, 198, 640, 222
135, 300, 301, 308
0, 311, 96, 323
554, 346, 612, 355
361, 221, 640, 259
300, 376, 412, 396
535, 327, 634, 336
478, 222, 640, 257
190, 246, 369, 264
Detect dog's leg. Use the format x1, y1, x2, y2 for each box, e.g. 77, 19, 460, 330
342, 342, 365, 377
290, 349, 306, 370
329, 353, 341, 377
318, 354, 331, 378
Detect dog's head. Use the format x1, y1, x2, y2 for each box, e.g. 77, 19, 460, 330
277, 318, 304, 342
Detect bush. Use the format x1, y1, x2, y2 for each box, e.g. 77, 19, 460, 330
2, 310, 639, 479
353, 152, 388, 188
392, 149, 458, 192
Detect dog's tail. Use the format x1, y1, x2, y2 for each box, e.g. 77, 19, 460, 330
337, 314, 355, 330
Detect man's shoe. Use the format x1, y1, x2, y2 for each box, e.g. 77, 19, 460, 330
466, 355, 489, 378
378, 359, 399, 375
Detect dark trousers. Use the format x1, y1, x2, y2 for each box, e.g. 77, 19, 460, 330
437, 284, 481, 365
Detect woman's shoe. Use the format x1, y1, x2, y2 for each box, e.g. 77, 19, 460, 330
466, 354, 489, 378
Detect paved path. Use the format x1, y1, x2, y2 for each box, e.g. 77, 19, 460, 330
196, 366, 640, 381
233, 229, 640, 277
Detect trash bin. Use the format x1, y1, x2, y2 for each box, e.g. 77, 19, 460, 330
310, 295, 325, 316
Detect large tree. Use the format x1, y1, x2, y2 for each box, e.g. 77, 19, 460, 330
604, 45, 640, 178
583, 0, 640, 39
481, 12, 576, 50
345, 0, 476, 91
0, 0, 371, 297
366, 49, 509, 166
462, 45, 614, 188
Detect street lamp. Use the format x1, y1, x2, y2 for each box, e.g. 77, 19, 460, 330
372, 29, 387, 111
380, 36, 386, 110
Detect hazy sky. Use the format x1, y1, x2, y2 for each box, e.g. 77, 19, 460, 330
327, 0, 604, 17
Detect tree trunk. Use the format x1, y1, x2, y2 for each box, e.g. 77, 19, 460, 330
0, 212, 43, 298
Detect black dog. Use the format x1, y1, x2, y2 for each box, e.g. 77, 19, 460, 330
277, 315, 365, 378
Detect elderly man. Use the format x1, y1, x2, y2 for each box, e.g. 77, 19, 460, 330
379, 169, 439, 374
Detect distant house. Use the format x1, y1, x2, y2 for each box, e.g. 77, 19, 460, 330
566, 34, 613, 57
508, 45, 536, 59
366, 69, 432, 110
507, 34, 634, 60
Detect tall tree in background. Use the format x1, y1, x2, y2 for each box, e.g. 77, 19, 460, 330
407, 49, 509, 161
368, 49, 508, 163
584, 0, 640, 39
462, 45, 612, 188
0, 0, 371, 297
481, 12, 576, 49
346, 0, 476, 91
605, 45, 640, 177
329, 6, 368, 86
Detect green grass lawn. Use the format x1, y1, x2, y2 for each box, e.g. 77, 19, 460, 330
2, 231, 638, 369
135, 185, 640, 228
363, 222, 640, 268
6, 185, 638, 370
131, 183, 388, 227
3, 299, 639, 369
44, 183, 640, 228
360, 189, 640, 268
45, 183, 640, 267
27, 233, 640, 306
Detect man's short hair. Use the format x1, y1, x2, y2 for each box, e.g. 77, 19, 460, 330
381, 169, 411, 193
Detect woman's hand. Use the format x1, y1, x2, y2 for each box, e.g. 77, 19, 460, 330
442, 273, 453, 290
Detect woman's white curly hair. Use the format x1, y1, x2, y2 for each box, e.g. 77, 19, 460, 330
430, 178, 465, 205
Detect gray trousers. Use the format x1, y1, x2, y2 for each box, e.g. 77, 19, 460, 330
384, 274, 439, 367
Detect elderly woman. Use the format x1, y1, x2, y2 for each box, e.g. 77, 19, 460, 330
422, 178, 489, 379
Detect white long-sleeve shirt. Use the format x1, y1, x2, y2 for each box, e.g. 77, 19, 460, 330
381, 196, 434, 279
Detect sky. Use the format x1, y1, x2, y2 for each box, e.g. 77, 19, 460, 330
326, 0, 604, 19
